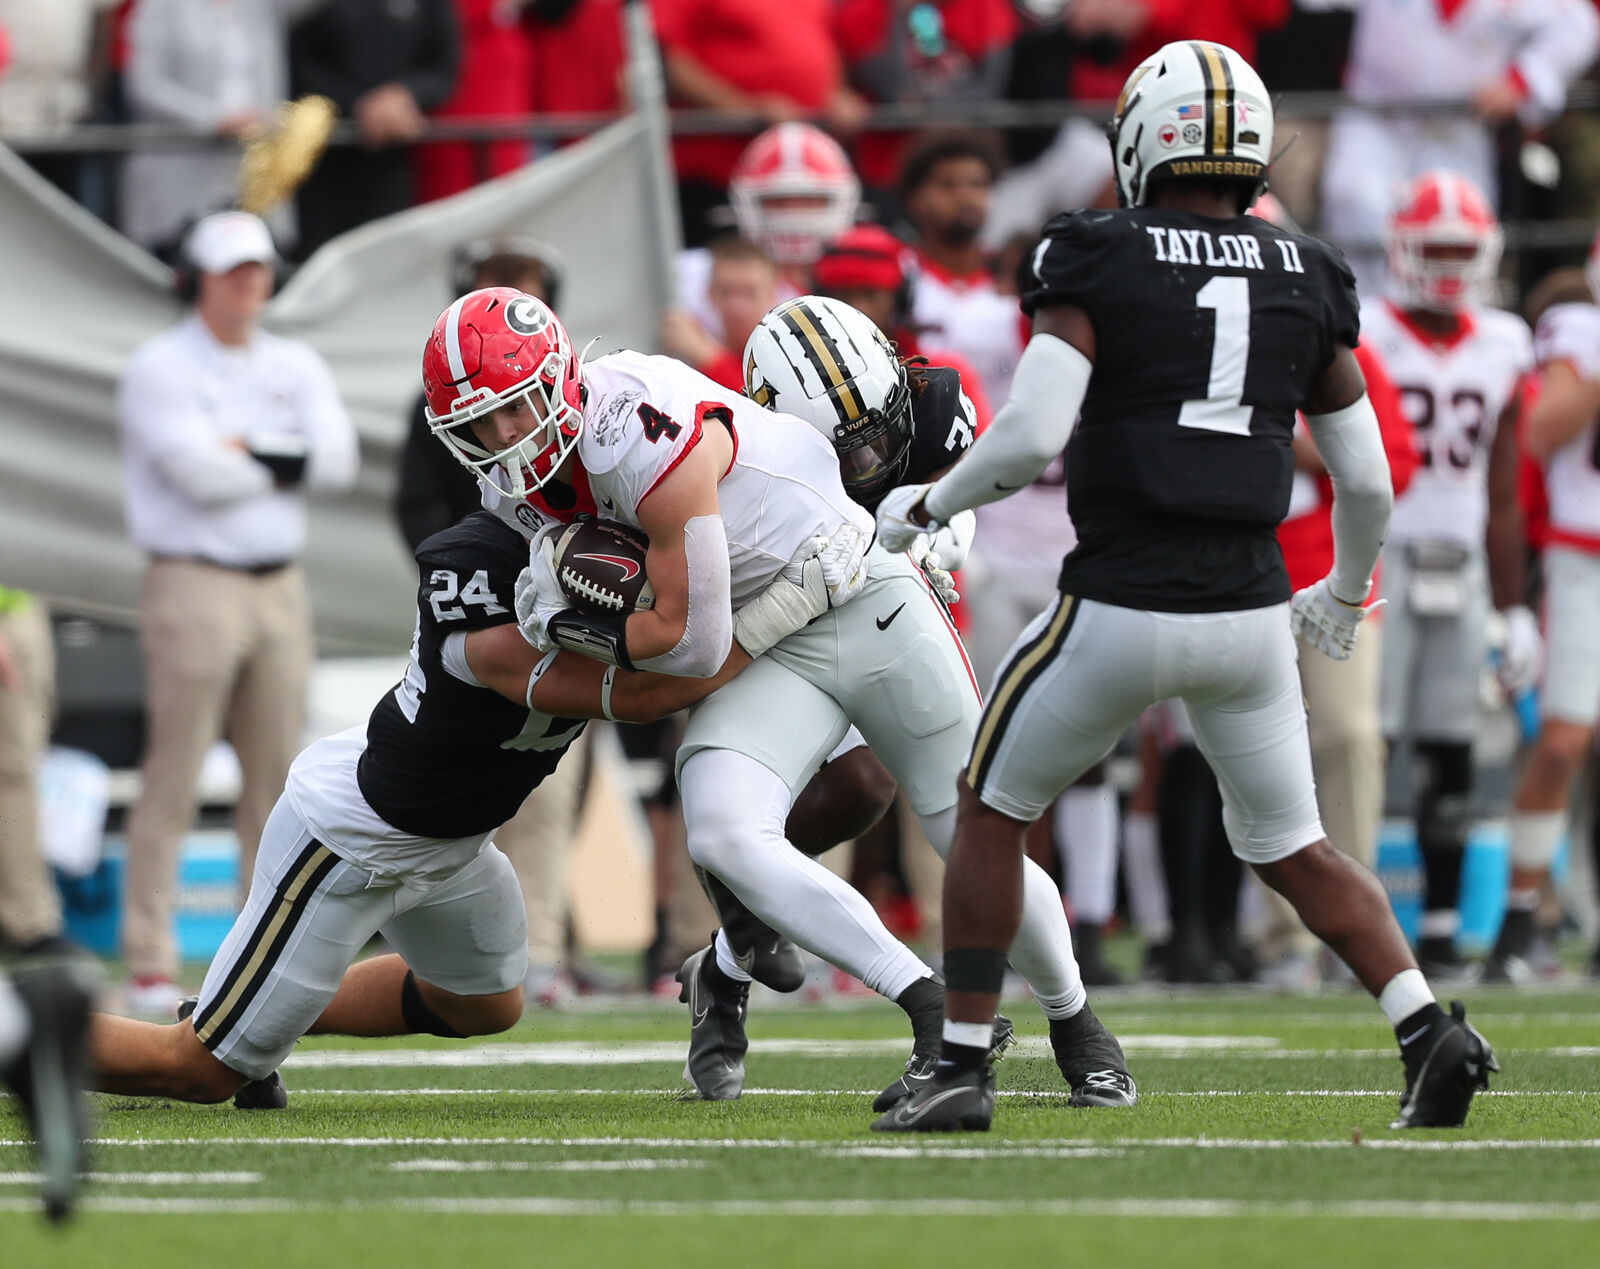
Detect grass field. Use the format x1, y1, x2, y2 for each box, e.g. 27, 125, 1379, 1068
4, 982, 1598, 1267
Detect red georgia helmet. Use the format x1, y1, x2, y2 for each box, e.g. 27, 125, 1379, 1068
1386, 170, 1502, 314
729, 122, 861, 268
421, 287, 584, 496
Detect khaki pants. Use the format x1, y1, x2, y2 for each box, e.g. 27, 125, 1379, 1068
0, 601, 62, 945
495, 729, 588, 968
122, 561, 311, 980
1257, 622, 1386, 959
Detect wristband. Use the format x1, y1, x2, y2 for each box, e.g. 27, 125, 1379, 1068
600, 664, 618, 721
546, 607, 637, 671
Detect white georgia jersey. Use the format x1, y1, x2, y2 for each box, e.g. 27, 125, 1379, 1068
1535, 302, 1600, 544
487, 350, 872, 609
1361, 300, 1532, 549
1345, 0, 1598, 124
911, 255, 1026, 407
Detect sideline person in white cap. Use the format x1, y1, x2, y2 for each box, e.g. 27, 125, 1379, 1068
116, 210, 359, 1018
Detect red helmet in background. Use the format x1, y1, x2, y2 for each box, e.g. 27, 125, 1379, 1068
1386, 170, 1503, 314
421, 287, 584, 497
730, 123, 861, 268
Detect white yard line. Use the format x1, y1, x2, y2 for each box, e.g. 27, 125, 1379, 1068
0, 1171, 259, 1185
7, 1134, 1596, 1151
0, 1196, 1595, 1220
389, 1159, 705, 1173
253, 1087, 1599, 1099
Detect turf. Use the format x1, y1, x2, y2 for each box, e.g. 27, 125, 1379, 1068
4, 984, 1598, 1267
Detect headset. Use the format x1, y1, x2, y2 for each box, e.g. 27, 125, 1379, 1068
170, 212, 289, 304
450, 235, 566, 308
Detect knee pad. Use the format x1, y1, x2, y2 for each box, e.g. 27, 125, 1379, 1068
400, 970, 465, 1039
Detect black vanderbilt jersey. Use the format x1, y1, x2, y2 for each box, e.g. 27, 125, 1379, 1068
901, 364, 977, 502
1024, 207, 1360, 612
357, 511, 585, 839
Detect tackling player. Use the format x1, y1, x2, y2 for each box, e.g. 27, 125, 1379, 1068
84, 506, 836, 1107
872, 41, 1497, 1133
1363, 171, 1538, 979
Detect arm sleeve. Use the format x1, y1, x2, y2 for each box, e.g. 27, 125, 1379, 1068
634, 514, 733, 678
119, 353, 274, 505
1354, 343, 1418, 500
297, 349, 360, 492
924, 333, 1091, 523
1305, 395, 1394, 604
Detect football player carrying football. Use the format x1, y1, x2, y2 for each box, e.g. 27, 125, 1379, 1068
872, 40, 1497, 1133
436, 287, 1105, 1109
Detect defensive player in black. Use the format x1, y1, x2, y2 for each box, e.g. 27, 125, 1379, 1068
84, 510, 838, 1109
872, 40, 1497, 1133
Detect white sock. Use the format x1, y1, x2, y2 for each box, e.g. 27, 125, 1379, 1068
1511, 811, 1565, 870
1056, 784, 1120, 924
681, 748, 932, 1001
918, 804, 1087, 1019
1121, 811, 1171, 942
1505, 887, 1540, 912
943, 1019, 994, 1051
1378, 968, 1436, 1027
0, 978, 28, 1067
713, 928, 752, 983
1420, 909, 1461, 938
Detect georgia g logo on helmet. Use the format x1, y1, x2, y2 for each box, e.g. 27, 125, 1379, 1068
505, 294, 552, 337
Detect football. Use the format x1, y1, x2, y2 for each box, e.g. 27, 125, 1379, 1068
551, 517, 655, 615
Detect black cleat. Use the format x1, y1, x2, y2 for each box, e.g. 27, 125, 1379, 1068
1392, 1000, 1497, 1129
1050, 1004, 1138, 1107
872, 1014, 1016, 1112
872, 1064, 995, 1132
675, 945, 749, 1100
2, 959, 95, 1222
176, 996, 288, 1110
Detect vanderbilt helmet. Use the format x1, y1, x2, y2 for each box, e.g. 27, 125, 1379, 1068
421, 287, 585, 498
1108, 40, 1274, 213
1386, 170, 1503, 313
743, 295, 913, 502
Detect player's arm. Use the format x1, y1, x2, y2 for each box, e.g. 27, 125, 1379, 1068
1486, 383, 1530, 612
1300, 344, 1393, 606
877, 304, 1096, 547
628, 428, 737, 676
1523, 359, 1600, 461
463, 625, 752, 722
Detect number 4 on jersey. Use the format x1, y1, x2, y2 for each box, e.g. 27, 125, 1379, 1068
638, 403, 682, 444
1179, 276, 1254, 437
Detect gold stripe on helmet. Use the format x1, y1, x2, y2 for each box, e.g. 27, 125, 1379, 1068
1197, 41, 1231, 156
784, 306, 865, 422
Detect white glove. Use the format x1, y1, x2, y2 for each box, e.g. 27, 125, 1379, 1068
1499, 605, 1544, 693
1289, 577, 1384, 661
875, 482, 937, 553
513, 524, 567, 652
927, 508, 976, 571
816, 521, 870, 607
735, 537, 830, 656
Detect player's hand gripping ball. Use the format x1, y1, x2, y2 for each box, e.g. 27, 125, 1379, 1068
551, 518, 655, 615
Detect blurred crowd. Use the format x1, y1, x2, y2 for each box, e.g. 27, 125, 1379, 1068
4, 0, 1600, 1010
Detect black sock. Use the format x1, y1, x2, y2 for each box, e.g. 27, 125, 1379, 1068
895, 976, 944, 1049
1396, 1001, 1448, 1053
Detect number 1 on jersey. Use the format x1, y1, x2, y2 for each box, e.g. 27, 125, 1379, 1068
1178, 276, 1254, 437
